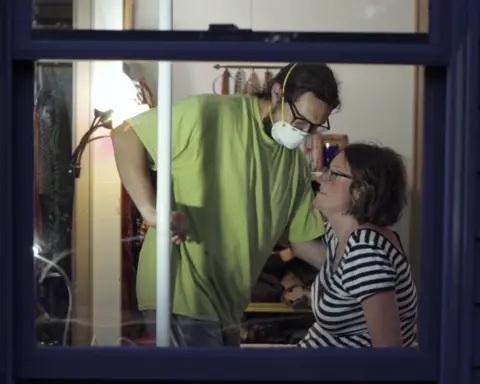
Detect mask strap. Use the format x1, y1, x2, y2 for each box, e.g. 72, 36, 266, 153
279, 63, 298, 127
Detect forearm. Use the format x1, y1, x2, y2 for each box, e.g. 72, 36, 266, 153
291, 238, 326, 269
111, 123, 156, 219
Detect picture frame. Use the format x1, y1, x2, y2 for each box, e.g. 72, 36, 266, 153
304, 134, 349, 176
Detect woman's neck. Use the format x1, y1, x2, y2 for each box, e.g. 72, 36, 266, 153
326, 214, 359, 248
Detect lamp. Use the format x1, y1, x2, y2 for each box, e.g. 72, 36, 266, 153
69, 72, 150, 179
33, 71, 154, 346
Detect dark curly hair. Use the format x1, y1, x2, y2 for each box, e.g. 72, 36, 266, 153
256, 63, 341, 110
343, 143, 407, 227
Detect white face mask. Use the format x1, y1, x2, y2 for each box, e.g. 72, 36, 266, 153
271, 121, 308, 149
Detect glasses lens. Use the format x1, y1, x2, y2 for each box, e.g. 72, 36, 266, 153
312, 126, 329, 134
293, 120, 310, 132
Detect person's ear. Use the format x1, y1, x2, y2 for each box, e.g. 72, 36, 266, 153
351, 182, 367, 203
270, 83, 282, 107
352, 188, 361, 201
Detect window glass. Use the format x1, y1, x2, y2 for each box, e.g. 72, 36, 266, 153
31, 0, 428, 33
33, 0, 73, 29
34, 60, 422, 348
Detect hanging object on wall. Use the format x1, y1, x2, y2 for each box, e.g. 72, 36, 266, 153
244, 69, 262, 95
234, 69, 246, 94
135, 78, 155, 108
213, 64, 286, 96
212, 69, 233, 95
321, 134, 349, 169
306, 134, 349, 177
221, 69, 231, 94
263, 69, 274, 93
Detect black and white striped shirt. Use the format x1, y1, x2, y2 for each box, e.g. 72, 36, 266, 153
299, 223, 418, 348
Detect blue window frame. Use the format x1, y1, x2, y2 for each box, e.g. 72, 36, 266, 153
0, 0, 478, 382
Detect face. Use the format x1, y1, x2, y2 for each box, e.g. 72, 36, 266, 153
270, 84, 332, 134
313, 151, 353, 215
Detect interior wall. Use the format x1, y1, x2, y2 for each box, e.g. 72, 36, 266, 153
72, 0, 92, 347
132, 0, 417, 252
90, 0, 124, 346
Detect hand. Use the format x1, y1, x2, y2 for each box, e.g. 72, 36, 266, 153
143, 211, 188, 244
170, 211, 188, 244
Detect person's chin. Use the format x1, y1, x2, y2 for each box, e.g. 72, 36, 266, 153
312, 193, 324, 209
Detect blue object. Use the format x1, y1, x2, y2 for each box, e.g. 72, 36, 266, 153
323, 143, 340, 168
0, 0, 478, 382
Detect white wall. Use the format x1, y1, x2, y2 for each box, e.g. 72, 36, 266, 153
132, 0, 416, 250
90, 0, 124, 346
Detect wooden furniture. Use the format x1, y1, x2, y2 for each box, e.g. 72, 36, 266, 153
304, 134, 349, 176
241, 250, 316, 347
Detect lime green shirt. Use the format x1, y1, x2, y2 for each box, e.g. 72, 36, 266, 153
128, 94, 324, 326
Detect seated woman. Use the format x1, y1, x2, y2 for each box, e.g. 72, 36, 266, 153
299, 143, 417, 348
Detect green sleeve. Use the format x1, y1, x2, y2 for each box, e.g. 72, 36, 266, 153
126, 97, 201, 170
285, 175, 325, 244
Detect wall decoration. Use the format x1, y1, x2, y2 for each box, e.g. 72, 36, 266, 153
304, 134, 348, 175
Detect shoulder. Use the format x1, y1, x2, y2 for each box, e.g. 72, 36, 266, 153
341, 229, 397, 298
126, 106, 157, 127
343, 229, 390, 265
349, 228, 391, 250
171, 95, 226, 134
173, 94, 209, 113
183, 94, 243, 112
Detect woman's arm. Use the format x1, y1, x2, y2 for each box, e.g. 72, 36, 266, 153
342, 240, 403, 347
362, 291, 403, 347
291, 239, 326, 269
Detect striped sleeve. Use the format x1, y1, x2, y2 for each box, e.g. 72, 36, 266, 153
341, 243, 396, 302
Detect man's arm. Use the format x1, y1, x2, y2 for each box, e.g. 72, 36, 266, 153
111, 122, 189, 242
285, 169, 327, 269
111, 122, 157, 225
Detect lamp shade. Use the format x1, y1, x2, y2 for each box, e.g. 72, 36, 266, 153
93, 71, 149, 128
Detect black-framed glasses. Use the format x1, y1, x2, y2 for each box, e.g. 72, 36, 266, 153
321, 167, 352, 181
288, 102, 331, 134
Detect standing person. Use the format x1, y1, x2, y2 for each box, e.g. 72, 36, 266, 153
111, 63, 341, 347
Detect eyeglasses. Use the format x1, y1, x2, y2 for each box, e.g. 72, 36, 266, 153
288, 102, 331, 134
321, 167, 352, 181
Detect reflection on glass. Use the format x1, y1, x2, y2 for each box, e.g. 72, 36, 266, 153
34, 60, 421, 348
34, 62, 74, 345
32, 0, 427, 33
32, 0, 73, 29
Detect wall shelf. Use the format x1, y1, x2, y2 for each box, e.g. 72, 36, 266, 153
245, 302, 312, 313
